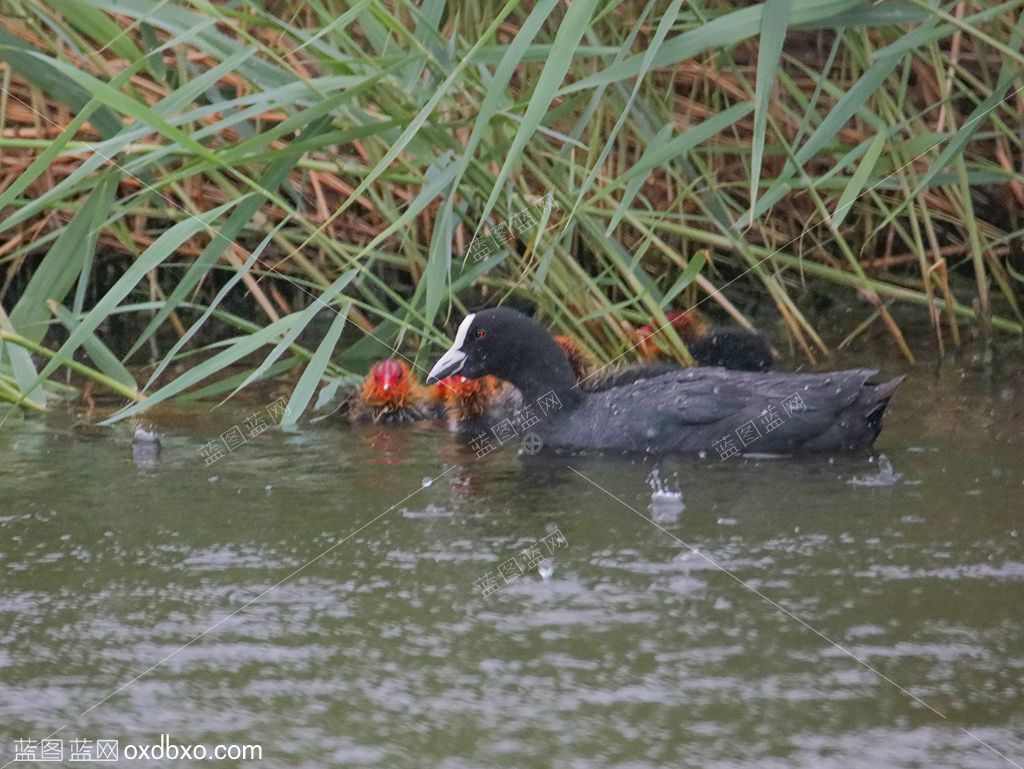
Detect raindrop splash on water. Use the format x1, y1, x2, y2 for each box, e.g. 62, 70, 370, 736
848, 454, 904, 487
131, 425, 161, 470
538, 560, 554, 580
647, 467, 685, 521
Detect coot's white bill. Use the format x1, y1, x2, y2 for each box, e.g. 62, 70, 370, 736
427, 313, 475, 383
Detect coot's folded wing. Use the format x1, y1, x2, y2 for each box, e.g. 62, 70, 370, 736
651, 367, 889, 452
640, 368, 886, 449
548, 367, 898, 454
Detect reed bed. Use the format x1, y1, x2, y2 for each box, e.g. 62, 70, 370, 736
0, 0, 1022, 419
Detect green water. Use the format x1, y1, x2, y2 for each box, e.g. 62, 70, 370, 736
1, 353, 1022, 768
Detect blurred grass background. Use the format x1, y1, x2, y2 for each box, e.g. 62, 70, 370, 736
0, 0, 1022, 421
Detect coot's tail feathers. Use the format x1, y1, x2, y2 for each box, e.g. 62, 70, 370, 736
863, 374, 904, 443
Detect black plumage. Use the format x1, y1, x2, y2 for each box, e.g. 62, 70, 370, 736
427, 308, 903, 456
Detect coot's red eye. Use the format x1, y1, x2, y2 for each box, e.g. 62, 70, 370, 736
475, 329, 486, 339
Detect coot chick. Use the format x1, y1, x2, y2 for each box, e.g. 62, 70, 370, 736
554, 334, 684, 392
581, 361, 683, 392
635, 309, 705, 358
688, 327, 773, 372
426, 308, 902, 456
636, 309, 773, 372
348, 359, 434, 424
436, 374, 520, 433
554, 335, 597, 382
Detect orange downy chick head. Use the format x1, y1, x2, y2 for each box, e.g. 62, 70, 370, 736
439, 375, 496, 420
665, 310, 708, 341
634, 310, 709, 358
362, 359, 414, 407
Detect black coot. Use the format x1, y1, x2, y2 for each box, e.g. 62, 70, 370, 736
426, 308, 903, 456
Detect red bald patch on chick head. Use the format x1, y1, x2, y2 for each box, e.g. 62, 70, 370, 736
362, 359, 413, 406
